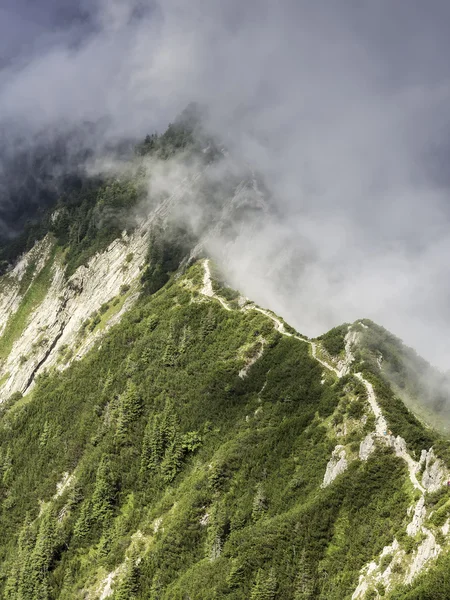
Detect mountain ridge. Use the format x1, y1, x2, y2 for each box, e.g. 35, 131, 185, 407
0, 125, 450, 599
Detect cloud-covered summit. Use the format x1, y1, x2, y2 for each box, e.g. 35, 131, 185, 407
2, 0, 450, 369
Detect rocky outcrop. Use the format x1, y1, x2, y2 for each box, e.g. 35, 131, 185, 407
407, 496, 426, 537
359, 433, 376, 461
405, 528, 441, 584
0, 164, 232, 402
336, 329, 359, 376
238, 340, 265, 378
0, 237, 54, 338
352, 539, 405, 599
0, 226, 149, 402
321, 445, 347, 487
419, 448, 447, 492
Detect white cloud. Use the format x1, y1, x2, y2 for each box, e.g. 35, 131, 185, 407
1, 0, 450, 369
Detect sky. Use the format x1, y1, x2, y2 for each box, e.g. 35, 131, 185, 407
2, 0, 450, 369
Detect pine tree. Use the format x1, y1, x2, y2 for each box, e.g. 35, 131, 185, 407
226, 559, 245, 590
114, 550, 140, 600
178, 325, 191, 354
294, 550, 316, 600
91, 456, 116, 524
205, 503, 226, 562
162, 338, 178, 367
73, 499, 93, 541
116, 380, 142, 441
140, 414, 164, 474
252, 484, 267, 521
1, 446, 13, 486
201, 308, 217, 339
38, 421, 51, 447
250, 568, 277, 600
149, 575, 163, 600
4, 515, 35, 599
160, 435, 184, 482
22, 508, 57, 600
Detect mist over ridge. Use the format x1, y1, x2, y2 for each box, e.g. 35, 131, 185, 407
2, 0, 450, 369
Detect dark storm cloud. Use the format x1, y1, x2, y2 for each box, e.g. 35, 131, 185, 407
2, 0, 450, 369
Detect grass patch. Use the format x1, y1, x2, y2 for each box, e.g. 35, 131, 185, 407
0, 372, 10, 389
0, 242, 58, 362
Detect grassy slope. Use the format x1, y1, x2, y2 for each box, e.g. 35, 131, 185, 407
353, 319, 450, 436
0, 240, 59, 363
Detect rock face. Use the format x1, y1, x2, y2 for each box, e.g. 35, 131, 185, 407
0, 226, 149, 402
336, 329, 359, 376
359, 433, 376, 461
0, 237, 54, 338
419, 448, 448, 492
0, 164, 273, 403
321, 445, 347, 487
352, 539, 404, 600
406, 528, 441, 584
0, 166, 206, 402
407, 496, 426, 537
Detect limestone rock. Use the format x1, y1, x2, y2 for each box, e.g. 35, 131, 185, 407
321, 445, 347, 487
406, 496, 426, 537
359, 433, 376, 461
406, 528, 441, 584
419, 448, 447, 492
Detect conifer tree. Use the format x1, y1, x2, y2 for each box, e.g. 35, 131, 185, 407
160, 435, 184, 482
226, 558, 245, 590
113, 550, 140, 600
140, 413, 164, 474
294, 550, 316, 600
91, 456, 116, 524
31, 508, 56, 595
252, 484, 267, 521
116, 380, 142, 441
250, 568, 277, 600
4, 515, 35, 599
73, 499, 93, 541
149, 575, 163, 600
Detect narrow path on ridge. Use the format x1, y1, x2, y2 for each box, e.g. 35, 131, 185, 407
355, 372, 424, 493
199, 260, 425, 494
201, 259, 232, 312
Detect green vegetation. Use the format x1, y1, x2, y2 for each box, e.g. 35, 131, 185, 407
390, 550, 450, 599
135, 102, 215, 160
350, 321, 450, 461
354, 320, 450, 434
51, 179, 144, 277
364, 371, 434, 457
140, 222, 196, 296
0, 109, 450, 598
0, 260, 437, 599
318, 323, 350, 356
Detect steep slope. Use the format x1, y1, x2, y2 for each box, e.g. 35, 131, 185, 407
0, 146, 270, 403
350, 319, 450, 435
316, 322, 450, 599
1, 119, 450, 599
0, 256, 449, 599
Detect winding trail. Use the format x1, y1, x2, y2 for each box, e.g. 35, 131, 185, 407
199, 261, 440, 595
200, 260, 424, 494
356, 373, 388, 437
200, 260, 437, 592
201, 260, 232, 312
310, 340, 341, 377
355, 373, 425, 493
